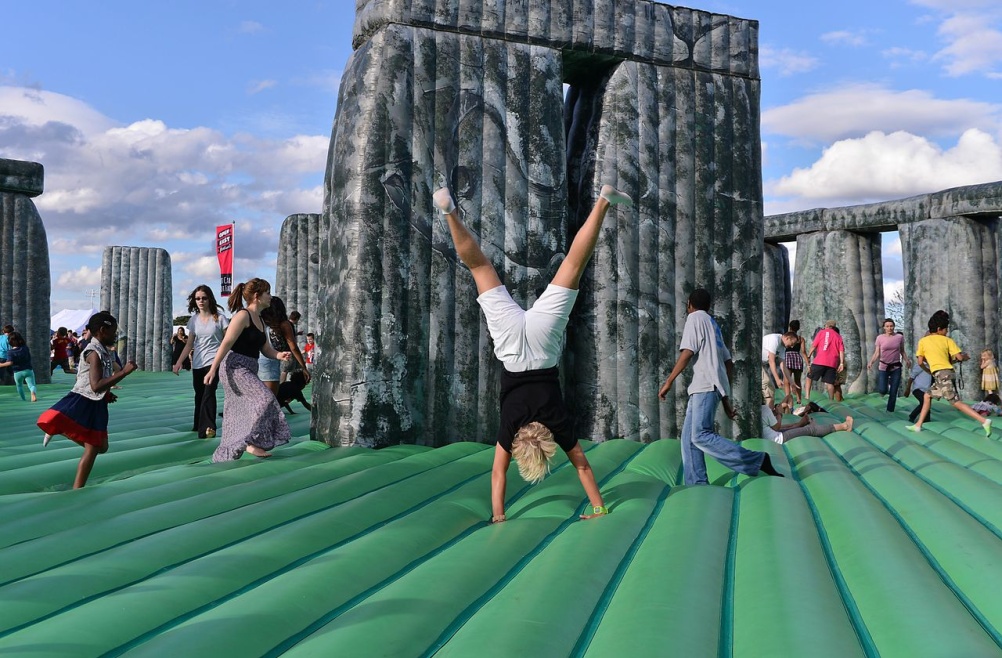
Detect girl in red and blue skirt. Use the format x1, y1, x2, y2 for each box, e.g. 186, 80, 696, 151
37, 312, 138, 488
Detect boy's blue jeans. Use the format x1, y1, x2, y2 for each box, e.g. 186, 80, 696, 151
681, 391, 766, 485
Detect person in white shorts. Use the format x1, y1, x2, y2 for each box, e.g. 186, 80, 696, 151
433, 183, 632, 524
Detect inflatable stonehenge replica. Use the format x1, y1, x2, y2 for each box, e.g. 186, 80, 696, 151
764, 181, 1002, 395
311, 0, 766, 447
275, 213, 329, 339
0, 158, 52, 385
100, 246, 174, 372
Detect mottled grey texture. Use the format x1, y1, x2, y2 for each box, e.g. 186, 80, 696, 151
353, 0, 758, 77
100, 246, 173, 371
275, 213, 327, 338
316, 3, 763, 447
791, 230, 883, 395
0, 158, 44, 198
901, 216, 999, 394
762, 242, 791, 334
765, 180, 1002, 241
1, 187, 52, 385
563, 58, 763, 443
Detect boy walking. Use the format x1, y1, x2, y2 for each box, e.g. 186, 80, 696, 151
658, 289, 782, 485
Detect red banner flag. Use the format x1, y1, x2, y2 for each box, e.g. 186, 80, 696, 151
216, 224, 234, 296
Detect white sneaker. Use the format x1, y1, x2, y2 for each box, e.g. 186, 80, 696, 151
42, 433, 52, 447
600, 185, 633, 207
433, 188, 456, 214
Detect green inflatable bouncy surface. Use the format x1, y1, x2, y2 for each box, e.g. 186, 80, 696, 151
2, 373, 1002, 656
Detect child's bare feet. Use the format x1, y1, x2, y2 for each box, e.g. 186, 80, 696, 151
835, 416, 854, 432
433, 188, 456, 214
599, 185, 633, 207
31, 393, 37, 402
246, 445, 272, 458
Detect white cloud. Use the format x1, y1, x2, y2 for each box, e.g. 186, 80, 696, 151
248, 79, 277, 95
821, 30, 869, 47
768, 128, 1002, 202
0, 86, 328, 260
882, 47, 929, 66
56, 265, 102, 288
762, 83, 1002, 143
759, 45, 819, 76
908, 0, 1002, 77
184, 256, 222, 278
238, 21, 265, 34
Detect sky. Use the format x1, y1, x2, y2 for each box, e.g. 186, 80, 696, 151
1, 0, 1000, 320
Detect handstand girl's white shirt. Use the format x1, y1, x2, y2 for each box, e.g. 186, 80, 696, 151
477, 284, 577, 372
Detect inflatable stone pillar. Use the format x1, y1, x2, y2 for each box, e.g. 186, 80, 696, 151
901, 216, 1000, 394
315, 1, 763, 446
275, 213, 328, 339
0, 158, 52, 385
791, 230, 883, 395
564, 53, 763, 443
100, 247, 172, 371
762, 242, 791, 335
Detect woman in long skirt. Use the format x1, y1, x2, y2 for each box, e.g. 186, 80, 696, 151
204, 278, 293, 461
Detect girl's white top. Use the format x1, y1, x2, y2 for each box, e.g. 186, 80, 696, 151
71, 341, 114, 401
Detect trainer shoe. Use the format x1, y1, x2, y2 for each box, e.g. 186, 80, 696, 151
983, 419, 992, 437
906, 424, 921, 433
433, 188, 456, 214
599, 185, 633, 207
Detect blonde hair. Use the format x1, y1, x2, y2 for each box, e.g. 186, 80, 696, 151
511, 422, 558, 484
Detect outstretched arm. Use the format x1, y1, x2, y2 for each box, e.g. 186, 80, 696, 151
659, 349, 695, 399
490, 444, 511, 523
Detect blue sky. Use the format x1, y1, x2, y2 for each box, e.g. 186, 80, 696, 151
1, 0, 1000, 320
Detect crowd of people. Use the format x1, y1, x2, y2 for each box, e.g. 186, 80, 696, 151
4, 187, 1000, 499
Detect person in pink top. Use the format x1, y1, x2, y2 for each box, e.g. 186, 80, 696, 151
867, 318, 910, 412
804, 320, 845, 401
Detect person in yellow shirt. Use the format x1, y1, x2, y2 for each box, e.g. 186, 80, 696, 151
908, 310, 992, 436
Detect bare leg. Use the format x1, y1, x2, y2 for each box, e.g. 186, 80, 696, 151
246, 445, 272, 458
74, 444, 101, 488
804, 375, 813, 401
909, 394, 934, 431
551, 186, 632, 290
952, 401, 993, 435
434, 189, 503, 295
566, 444, 607, 520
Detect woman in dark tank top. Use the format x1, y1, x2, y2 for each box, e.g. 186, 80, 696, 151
203, 278, 294, 461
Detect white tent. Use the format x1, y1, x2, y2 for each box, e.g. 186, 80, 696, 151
50, 308, 99, 334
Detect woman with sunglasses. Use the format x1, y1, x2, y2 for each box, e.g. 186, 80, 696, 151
173, 285, 229, 438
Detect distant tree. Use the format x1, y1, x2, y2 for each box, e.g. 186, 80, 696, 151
173, 314, 192, 326
885, 287, 905, 328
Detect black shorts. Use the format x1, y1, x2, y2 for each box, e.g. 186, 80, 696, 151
809, 363, 838, 385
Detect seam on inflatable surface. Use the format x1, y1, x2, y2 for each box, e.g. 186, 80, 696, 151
854, 430, 1002, 538
787, 443, 878, 658
419, 443, 643, 657
568, 483, 672, 657
83, 451, 502, 655
718, 481, 738, 658
824, 435, 1002, 651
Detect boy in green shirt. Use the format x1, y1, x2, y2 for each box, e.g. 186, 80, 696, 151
908, 310, 992, 435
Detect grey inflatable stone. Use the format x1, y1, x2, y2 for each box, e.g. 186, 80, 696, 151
791, 230, 883, 395
100, 247, 173, 371
0, 177, 52, 385
275, 213, 328, 339
0, 158, 44, 198
762, 242, 791, 335
316, 3, 764, 447
901, 216, 1000, 394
